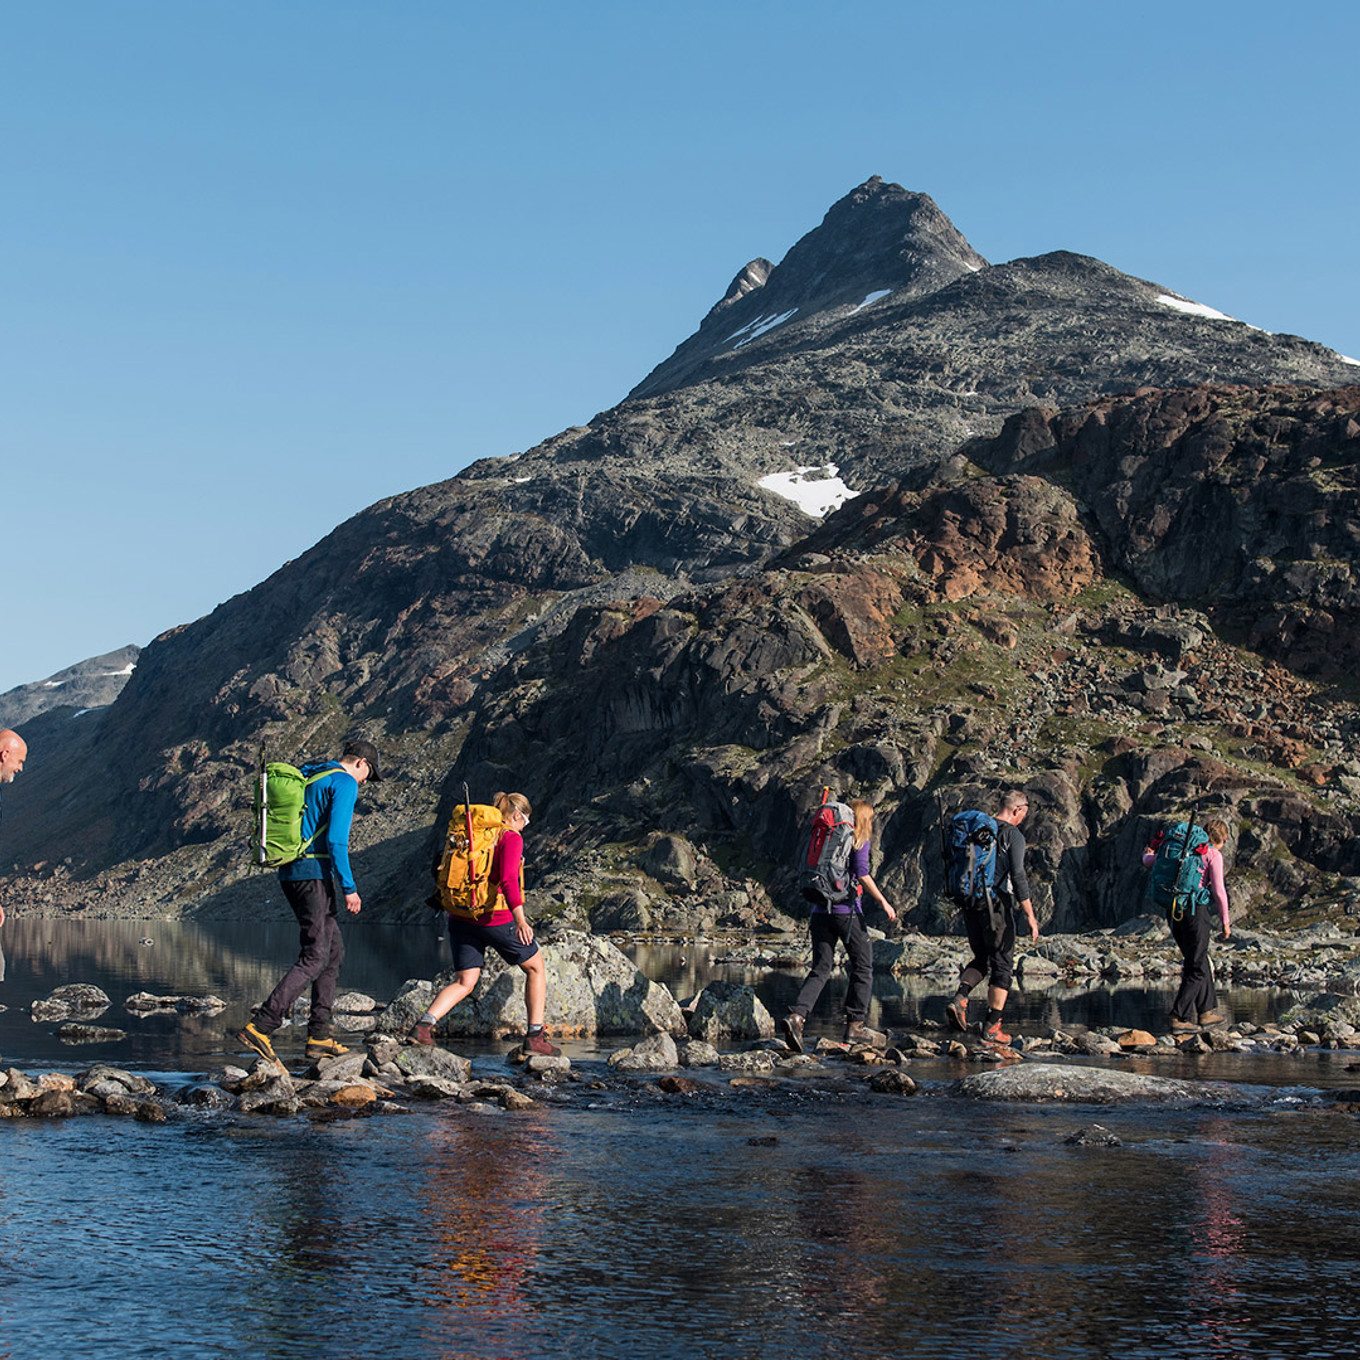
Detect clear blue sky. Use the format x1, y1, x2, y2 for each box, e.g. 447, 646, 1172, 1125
3, 0, 1358, 693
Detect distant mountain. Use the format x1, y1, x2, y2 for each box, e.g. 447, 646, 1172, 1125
0, 646, 140, 727
4, 178, 1358, 932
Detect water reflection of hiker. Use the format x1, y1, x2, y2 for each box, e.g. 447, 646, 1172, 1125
782, 798, 897, 1052
239, 739, 380, 1064
1144, 818, 1231, 1030
412, 792, 561, 1057
0, 728, 28, 929
945, 789, 1038, 1046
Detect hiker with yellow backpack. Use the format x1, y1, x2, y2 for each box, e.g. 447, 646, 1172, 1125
239, 739, 381, 1063
411, 789, 561, 1057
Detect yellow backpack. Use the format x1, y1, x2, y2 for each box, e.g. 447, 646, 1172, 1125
436, 800, 511, 921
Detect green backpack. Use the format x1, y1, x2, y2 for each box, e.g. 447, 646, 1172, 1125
252, 758, 334, 867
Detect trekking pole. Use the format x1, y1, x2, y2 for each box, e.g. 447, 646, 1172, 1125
257, 739, 268, 867
462, 781, 477, 896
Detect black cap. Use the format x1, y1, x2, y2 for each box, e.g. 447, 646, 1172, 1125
342, 739, 382, 782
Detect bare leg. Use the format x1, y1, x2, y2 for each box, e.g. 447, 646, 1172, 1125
426, 969, 481, 1021
520, 954, 546, 1028
988, 984, 1009, 1015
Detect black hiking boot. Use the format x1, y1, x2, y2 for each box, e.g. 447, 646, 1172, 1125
782, 1012, 806, 1054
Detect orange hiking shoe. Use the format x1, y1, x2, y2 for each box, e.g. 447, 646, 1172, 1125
239, 1021, 278, 1062
945, 996, 970, 1032
981, 1020, 1012, 1046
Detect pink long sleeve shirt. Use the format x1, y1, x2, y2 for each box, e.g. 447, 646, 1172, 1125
1142, 843, 1230, 931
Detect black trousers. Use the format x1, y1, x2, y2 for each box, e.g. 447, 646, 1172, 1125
257, 877, 344, 1037
961, 897, 1017, 991
791, 912, 874, 1022
1170, 904, 1217, 1021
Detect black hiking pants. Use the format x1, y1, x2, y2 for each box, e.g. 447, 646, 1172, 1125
1170, 903, 1217, 1021
257, 877, 344, 1037
791, 911, 874, 1022
961, 895, 1017, 991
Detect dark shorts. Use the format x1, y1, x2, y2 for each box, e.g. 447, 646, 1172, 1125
447, 916, 541, 971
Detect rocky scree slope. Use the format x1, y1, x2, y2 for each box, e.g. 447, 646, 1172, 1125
2, 178, 1358, 924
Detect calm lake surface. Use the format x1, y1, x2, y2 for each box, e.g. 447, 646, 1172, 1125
2, 919, 1359, 1360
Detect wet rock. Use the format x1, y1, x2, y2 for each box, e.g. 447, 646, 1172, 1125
1063, 1124, 1123, 1146
678, 1040, 720, 1067
236, 1078, 301, 1116
124, 992, 227, 1012
394, 1047, 471, 1084
1116, 1029, 1157, 1050
333, 992, 378, 1014
79, 1065, 157, 1098
406, 1076, 467, 1100
469, 1083, 536, 1111
658, 1075, 706, 1096
953, 1062, 1221, 1104
521, 1053, 571, 1079
718, 1050, 778, 1073
57, 1023, 128, 1045
176, 1084, 235, 1110
867, 1069, 918, 1095
608, 1031, 679, 1072
687, 981, 775, 1044
1077, 1032, 1122, 1056
30, 984, 112, 1022
311, 1050, 368, 1083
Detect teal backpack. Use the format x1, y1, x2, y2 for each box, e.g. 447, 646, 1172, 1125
1145, 816, 1212, 921
252, 752, 334, 867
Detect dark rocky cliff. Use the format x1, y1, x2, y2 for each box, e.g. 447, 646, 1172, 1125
4, 178, 1359, 933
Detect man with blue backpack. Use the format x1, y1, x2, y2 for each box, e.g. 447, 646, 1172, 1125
942, 789, 1038, 1045
239, 739, 381, 1063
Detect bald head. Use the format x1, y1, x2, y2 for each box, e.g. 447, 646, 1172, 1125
0, 729, 27, 784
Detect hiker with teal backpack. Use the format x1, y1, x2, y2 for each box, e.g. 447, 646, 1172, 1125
943, 789, 1038, 1046
240, 739, 381, 1063
1143, 816, 1232, 1031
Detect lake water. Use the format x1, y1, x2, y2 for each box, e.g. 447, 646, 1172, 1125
2, 919, 1359, 1359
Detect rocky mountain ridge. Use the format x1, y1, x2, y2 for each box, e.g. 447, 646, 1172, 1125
3, 178, 1358, 933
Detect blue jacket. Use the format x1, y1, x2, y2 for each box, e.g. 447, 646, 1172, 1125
279, 762, 360, 894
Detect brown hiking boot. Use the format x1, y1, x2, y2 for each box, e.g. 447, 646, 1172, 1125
844, 1020, 886, 1048
1198, 1010, 1226, 1027
522, 1030, 561, 1057
238, 1021, 278, 1062
1170, 1016, 1198, 1033
782, 1012, 806, 1054
945, 996, 970, 1032
409, 1022, 436, 1046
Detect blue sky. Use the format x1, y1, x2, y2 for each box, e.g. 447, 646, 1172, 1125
3, 0, 1358, 693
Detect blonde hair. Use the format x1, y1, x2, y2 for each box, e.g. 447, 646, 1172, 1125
850, 798, 875, 850
1204, 818, 1228, 847
494, 791, 532, 819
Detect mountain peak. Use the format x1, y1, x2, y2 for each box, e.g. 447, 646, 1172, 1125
631, 177, 988, 399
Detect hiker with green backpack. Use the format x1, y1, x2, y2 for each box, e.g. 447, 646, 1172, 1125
1143, 816, 1232, 1031
240, 739, 381, 1063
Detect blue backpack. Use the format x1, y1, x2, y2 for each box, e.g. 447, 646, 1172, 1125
1145, 818, 1212, 920
945, 809, 1000, 910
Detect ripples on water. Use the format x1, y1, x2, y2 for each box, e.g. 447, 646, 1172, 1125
2, 921, 1359, 1358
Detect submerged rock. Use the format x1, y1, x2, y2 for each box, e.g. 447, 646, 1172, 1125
952, 1062, 1228, 1105
57, 1023, 128, 1045
30, 984, 112, 1023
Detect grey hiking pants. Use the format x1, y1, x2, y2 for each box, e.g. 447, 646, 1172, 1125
256, 876, 344, 1037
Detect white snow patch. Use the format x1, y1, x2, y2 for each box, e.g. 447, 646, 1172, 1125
1155, 293, 1237, 323
72, 709, 91, 719
101, 663, 136, 677
1339, 353, 1360, 367
848, 289, 893, 315
757, 464, 856, 519
781, 439, 799, 447
43, 679, 66, 688
726, 309, 798, 349
511, 476, 532, 483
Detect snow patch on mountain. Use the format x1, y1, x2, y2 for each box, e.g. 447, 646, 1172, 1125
757, 464, 856, 518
